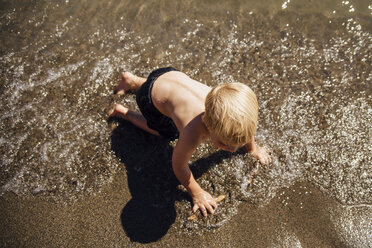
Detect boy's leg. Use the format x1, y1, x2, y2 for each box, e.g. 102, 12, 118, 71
115, 72, 147, 95
108, 104, 160, 136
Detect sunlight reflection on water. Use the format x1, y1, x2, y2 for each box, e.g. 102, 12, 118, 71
0, 0, 371, 237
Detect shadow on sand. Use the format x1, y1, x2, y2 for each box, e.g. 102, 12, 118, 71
110, 119, 241, 243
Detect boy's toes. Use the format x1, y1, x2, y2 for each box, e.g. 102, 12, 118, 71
114, 73, 130, 95
114, 82, 127, 95
122, 71, 134, 81
108, 104, 129, 118
108, 106, 116, 117
115, 89, 125, 95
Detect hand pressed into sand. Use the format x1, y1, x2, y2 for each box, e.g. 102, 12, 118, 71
250, 146, 271, 165
192, 190, 217, 217
188, 194, 226, 221
245, 137, 272, 165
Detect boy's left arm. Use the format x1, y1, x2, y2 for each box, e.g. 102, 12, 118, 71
245, 136, 272, 165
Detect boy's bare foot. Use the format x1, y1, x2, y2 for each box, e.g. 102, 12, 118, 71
115, 72, 146, 95
108, 104, 129, 119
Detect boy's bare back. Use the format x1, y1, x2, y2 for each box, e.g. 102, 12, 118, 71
151, 71, 211, 134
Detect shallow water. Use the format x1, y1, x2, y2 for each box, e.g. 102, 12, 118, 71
0, 0, 371, 244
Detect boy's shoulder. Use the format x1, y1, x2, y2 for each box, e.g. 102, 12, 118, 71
178, 113, 209, 144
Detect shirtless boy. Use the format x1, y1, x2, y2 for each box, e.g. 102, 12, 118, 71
109, 67, 271, 217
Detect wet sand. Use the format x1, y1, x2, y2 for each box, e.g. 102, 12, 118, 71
1, 0, 371, 247
1, 171, 369, 247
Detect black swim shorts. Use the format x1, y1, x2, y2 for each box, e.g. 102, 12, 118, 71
136, 67, 179, 140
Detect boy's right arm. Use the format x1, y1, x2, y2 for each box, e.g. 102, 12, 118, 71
172, 130, 217, 216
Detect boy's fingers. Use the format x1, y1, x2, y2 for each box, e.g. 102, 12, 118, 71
267, 155, 272, 164
200, 207, 208, 217
261, 154, 271, 165
263, 158, 268, 165
209, 200, 218, 209
192, 204, 199, 213
206, 204, 215, 215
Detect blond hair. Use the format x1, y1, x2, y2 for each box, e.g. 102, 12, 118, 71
203, 82, 258, 146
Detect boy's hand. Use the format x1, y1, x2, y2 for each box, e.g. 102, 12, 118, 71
192, 190, 217, 217
250, 146, 272, 165
245, 137, 272, 165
